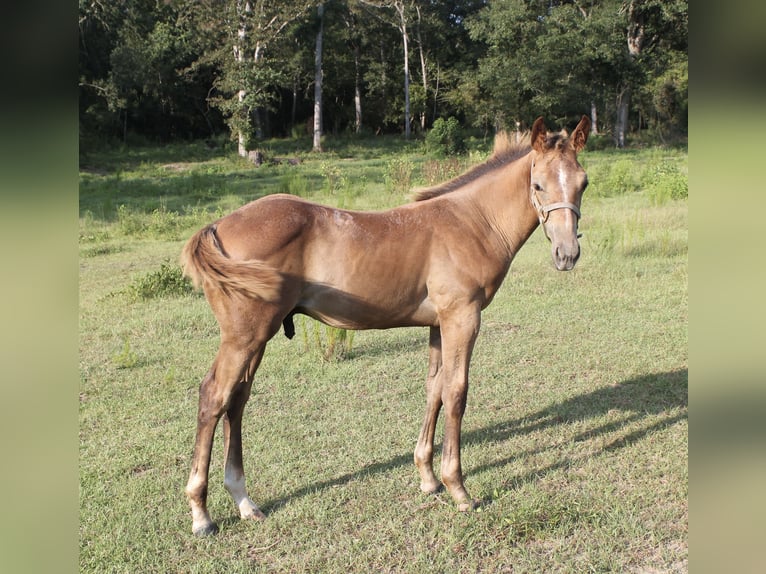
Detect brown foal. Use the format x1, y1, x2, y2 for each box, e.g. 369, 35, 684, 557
181, 116, 590, 535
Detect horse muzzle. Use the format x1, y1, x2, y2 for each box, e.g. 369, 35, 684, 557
552, 240, 580, 271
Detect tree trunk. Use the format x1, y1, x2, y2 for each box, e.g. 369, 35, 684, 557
615, 0, 645, 148
590, 101, 599, 135
394, 1, 411, 139
354, 44, 362, 133
432, 62, 440, 123
313, 3, 324, 152
615, 87, 630, 148
415, 4, 427, 131
235, 0, 251, 157
291, 75, 298, 132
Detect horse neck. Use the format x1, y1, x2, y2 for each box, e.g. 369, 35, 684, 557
467, 152, 539, 257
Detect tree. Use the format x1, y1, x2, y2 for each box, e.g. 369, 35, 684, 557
313, 3, 325, 151
78, 0, 686, 149
209, 0, 314, 156
465, 0, 686, 141
79, 0, 205, 143
358, 0, 416, 137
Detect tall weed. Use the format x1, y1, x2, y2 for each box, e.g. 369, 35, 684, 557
420, 157, 464, 186
320, 161, 345, 195
112, 337, 139, 369
587, 158, 638, 197
298, 316, 355, 361
117, 204, 145, 236
385, 157, 414, 196
278, 172, 310, 198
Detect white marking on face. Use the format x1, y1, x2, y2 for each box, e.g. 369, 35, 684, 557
558, 164, 570, 200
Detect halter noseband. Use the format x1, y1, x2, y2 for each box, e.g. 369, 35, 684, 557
529, 189, 581, 224
529, 177, 582, 241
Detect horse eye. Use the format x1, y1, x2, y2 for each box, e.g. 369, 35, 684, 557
533, 183, 542, 192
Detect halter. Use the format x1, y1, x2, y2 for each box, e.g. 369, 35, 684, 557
529, 188, 581, 225
529, 176, 582, 241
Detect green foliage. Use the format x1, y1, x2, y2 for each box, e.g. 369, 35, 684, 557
79, 0, 686, 151
585, 158, 638, 198
80, 140, 687, 573
420, 157, 465, 186
298, 316, 355, 361
278, 172, 311, 197
116, 204, 144, 235
127, 262, 194, 301
646, 160, 688, 205
320, 161, 345, 195
384, 156, 414, 196
112, 338, 138, 369
425, 117, 466, 156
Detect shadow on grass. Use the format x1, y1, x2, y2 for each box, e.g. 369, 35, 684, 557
79, 169, 323, 222
256, 368, 687, 514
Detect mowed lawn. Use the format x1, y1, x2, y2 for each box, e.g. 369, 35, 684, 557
79, 137, 687, 573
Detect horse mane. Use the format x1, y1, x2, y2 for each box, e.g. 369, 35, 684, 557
413, 131, 532, 202
413, 129, 569, 202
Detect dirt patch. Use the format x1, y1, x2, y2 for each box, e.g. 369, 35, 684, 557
161, 162, 195, 172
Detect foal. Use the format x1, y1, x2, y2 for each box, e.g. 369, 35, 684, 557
182, 116, 590, 535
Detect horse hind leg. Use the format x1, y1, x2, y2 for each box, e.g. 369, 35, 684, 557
222, 348, 266, 523
414, 326, 444, 494
185, 340, 265, 536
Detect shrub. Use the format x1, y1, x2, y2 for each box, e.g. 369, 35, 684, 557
127, 262, 194, 300
117, 204, 146, 236
646, 160, 688, 205
606, 159, 637, 195
425, 117, 466, 156
586, 157, 638, 197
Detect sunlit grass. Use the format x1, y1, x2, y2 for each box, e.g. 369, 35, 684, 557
79, 137, 687, 573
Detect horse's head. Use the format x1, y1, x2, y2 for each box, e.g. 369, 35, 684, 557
529, 115, 590, 271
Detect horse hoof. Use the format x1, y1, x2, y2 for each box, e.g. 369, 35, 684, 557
420, 481, 443, 495
192, 522, 219, 536
457, 499, 479, 512
242, 508, 266, 521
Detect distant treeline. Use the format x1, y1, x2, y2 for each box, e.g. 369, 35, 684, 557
79, 0, 687, 150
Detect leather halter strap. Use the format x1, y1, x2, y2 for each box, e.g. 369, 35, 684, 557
530, 189, 581, 224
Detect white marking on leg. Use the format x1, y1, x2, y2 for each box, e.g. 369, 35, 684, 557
224, 467, 265, 520
186, 474, 214, 532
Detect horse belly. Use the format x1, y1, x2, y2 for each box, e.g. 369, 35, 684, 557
298, 278, 437, 330
294, 203, 439, 328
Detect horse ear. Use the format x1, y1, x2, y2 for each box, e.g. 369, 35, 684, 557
569, 115, 591, 152
531, 117, 547, 153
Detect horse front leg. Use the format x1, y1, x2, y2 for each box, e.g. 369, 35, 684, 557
439, 307, 481, 511
414, 326, 443, 494
223, 348, 266, 523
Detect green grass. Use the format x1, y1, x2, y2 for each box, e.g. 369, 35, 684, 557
79, 138, 687, 573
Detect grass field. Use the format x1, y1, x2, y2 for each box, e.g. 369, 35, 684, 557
79, 135, 687, 572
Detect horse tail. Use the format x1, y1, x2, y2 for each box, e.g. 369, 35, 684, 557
181, 224, 282, 301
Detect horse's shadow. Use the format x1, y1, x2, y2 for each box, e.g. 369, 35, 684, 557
257, 368, 687, 514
